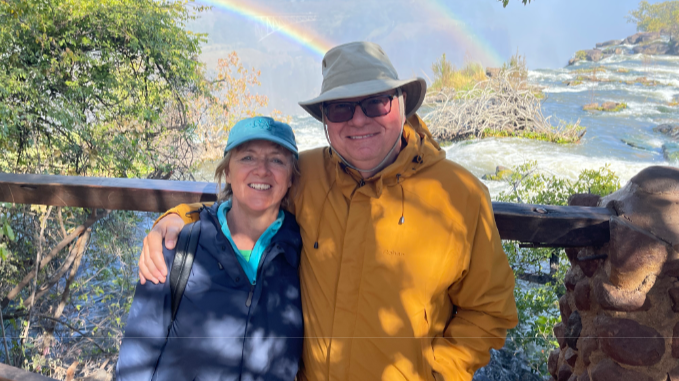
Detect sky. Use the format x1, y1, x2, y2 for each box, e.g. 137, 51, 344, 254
188, 0, 661, 114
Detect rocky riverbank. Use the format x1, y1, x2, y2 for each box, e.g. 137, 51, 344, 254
568, 32, 679, 66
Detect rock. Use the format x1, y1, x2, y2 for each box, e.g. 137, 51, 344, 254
669, 364, 679, 381
574, 279, 591, 311
601, 101, 618, 111
663, 142, 679, 161
669, 287, 679, 312
577, 248, 603, 277
633, 43, 670, 55
583, 103, 600, 111
548, 349, 561, 378
482, 166, 514, 181
608, 216, 669, 289
585, 49, 603, 62
621, 137, 656, 151
560, 295, 573, 323
670, 40, 679, 55
564, 311, 582, 349
625, 31, 661, 45
596, 39, 622, 48
577, 373, 590, 381
565, 266, 584, 291
564, 347, 578, 367
486, 67, 501, 78
674, 321, 679, 358
595, 316, 665, 366
568, 193, 601, 207
578, 336, 598, 366
568, 58, 578, 66
558, 364, 573, 381
554, 322, 566, 349
593, 274, 651, 311
565, 247, 580, 265
602, 166, 679, 246
590, 359, 652, 381
653, 123, 679, 139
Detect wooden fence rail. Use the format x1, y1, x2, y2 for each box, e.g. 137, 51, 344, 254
0, 173, 614, 247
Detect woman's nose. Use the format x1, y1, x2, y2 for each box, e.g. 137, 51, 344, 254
253, 159, 271, 175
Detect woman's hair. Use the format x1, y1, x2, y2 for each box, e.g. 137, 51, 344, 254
214, 141, 300, 209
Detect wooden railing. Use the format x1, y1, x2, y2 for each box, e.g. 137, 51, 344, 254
0, 172, 616, 379
0, 173, 614, 247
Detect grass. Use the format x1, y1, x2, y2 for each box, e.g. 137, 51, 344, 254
430, 52, 545, 99
430, 54, 487, 93
481, 124, 586, 144
584, 103, 628, 112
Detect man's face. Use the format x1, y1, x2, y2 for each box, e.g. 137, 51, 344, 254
323, 92, 404, 173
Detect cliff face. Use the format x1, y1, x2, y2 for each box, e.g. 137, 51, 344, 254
547, 166, 679, 381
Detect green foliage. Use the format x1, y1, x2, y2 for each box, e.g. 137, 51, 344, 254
628, 1, 679, 41
0, 0, 207, 177
482, 123, 585, 144
574, 50, 588, 61
500, 0, 532, 7
495, 162, 620, 376
430, 54, 487, 93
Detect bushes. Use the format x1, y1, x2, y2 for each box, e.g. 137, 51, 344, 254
493, 162, 620, 376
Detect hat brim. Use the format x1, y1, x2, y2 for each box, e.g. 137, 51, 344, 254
225, 135, 299, 159
298, 77, 427, 122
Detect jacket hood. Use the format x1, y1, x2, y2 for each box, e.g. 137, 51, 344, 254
330, 114, 446, 195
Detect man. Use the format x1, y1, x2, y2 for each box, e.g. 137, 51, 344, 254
139, 42, 517, 381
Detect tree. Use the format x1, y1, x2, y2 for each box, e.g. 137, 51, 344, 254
0, 0, 207, 178
500, 0, 532, 7
628, 1, 679, 41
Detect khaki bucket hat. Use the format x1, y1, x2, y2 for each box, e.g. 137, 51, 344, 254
299, 41, 427, 122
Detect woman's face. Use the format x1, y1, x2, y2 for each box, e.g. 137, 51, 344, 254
226, 140, 293, 214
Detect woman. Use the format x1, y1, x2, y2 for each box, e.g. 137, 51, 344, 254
116, 116, 303, 381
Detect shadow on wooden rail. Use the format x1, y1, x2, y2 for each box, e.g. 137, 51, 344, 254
0, 173, 614, 247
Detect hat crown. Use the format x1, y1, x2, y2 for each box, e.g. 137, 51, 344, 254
225, 116, 298, 157
321, 42, 400, 93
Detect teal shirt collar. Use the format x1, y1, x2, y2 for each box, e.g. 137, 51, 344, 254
217, 199, 285, 285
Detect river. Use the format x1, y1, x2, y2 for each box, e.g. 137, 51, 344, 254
285, 50, 679, 196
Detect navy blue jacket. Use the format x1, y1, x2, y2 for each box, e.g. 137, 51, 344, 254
116, 204, 303, 381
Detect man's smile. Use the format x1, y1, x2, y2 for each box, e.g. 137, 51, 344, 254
347, 132, 379, 140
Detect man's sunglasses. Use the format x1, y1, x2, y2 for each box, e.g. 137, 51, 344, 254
323, 94, 395, 123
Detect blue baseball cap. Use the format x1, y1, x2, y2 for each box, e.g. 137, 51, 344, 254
224, 117, 298, 158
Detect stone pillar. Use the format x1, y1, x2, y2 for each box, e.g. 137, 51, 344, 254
547, 166, 679, 381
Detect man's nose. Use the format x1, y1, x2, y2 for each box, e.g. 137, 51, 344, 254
348, 104, 368, 126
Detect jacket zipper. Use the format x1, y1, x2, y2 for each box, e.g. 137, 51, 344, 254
245, 284, 254, 307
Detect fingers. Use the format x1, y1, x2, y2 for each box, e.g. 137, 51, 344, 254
140, 236, 159, 284
145, 231, 165, 283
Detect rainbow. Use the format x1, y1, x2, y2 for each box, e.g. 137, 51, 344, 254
424, 0, 505, 67
197, 0, 334, 58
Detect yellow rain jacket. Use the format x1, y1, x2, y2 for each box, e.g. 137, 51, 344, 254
163, 115, 518, 381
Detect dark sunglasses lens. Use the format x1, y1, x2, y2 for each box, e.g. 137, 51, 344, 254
326, 103, 354, 123
363, 96, 391, 118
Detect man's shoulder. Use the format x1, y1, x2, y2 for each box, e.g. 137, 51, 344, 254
422, 157, 488, 196
299, 147, 327, 169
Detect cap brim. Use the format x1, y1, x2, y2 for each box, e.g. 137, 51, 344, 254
299, 77, 427, 122
225, 135, 299, 158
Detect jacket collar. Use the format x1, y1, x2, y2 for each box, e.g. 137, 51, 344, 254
330, 114, 446, 198
201, 203, 301, 268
